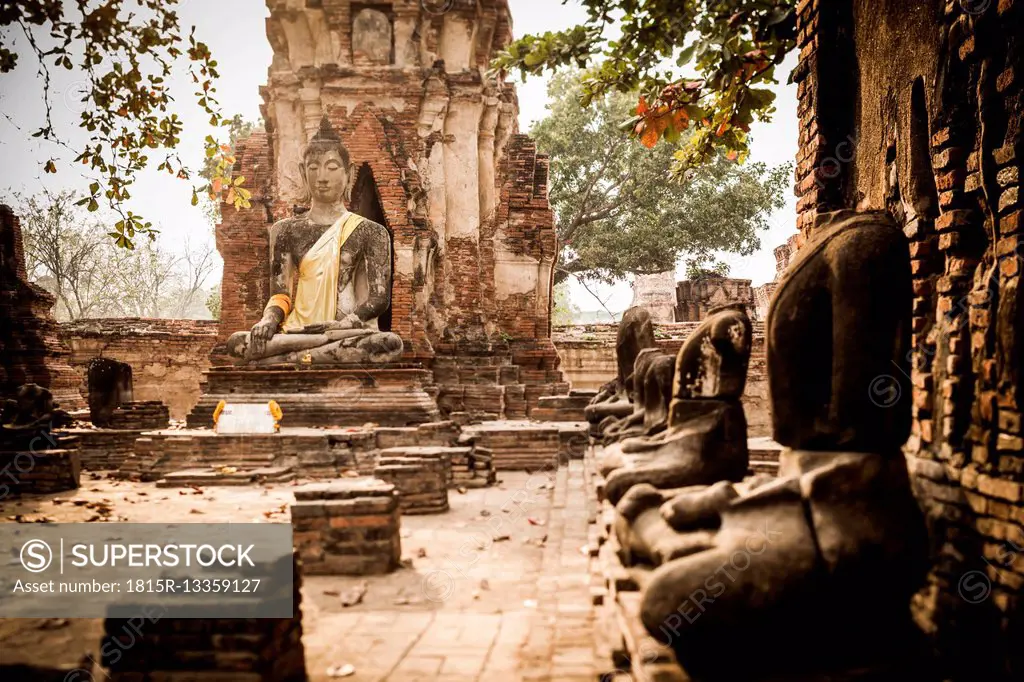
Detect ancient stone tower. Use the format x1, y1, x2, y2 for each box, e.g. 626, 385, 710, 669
215, 0, 567, 416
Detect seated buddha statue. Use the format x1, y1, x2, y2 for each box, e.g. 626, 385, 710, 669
227, 118, 404, 365
636, 211, 929, 679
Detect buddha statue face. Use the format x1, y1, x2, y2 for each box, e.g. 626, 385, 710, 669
304, 149, 350, 206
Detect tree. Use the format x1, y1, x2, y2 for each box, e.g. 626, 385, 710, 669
493, 0, 797, 176
205, 283, 222, 320
0, 0, 251, 247
551, 281, 581, 326
9, 190, 217, 320
533, 72, 790, 286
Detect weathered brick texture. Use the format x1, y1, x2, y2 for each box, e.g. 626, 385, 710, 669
796, 1, 1023, 677
0, 205, 84, 408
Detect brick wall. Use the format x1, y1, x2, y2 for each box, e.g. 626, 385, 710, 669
59, 319, 218, 419
795, 1, 1022, 677
0, 205, 84, 409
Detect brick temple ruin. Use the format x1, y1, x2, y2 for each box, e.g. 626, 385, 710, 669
216, 0, 566, 418
2, 0, 1022, 681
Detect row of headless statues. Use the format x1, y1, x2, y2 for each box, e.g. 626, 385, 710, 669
587, 210, 931, 679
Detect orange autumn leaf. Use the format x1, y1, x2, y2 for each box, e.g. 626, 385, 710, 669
212, 177, 223, 193
716, 122, 731, 136
726, 150, 739, 161
640, 123, 660, 148
636, 96, 650, 115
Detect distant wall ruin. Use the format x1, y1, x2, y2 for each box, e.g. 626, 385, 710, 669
59, 319, 218, 420
553, 321, 771, 438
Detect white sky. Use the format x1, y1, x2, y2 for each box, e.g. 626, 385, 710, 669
0, 0, 798, 316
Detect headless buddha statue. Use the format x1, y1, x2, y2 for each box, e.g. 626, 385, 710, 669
227, 118, 404, 365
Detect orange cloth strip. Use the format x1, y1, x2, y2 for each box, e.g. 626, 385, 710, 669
266, 293, 293, 317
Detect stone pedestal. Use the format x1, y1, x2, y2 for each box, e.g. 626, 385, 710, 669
291, 479, 401, 575
187, 364, 440, 428
374, 455, 449, 514
87, 357, 133, 427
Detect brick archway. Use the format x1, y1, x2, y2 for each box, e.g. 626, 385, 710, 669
350, 162, 393, 333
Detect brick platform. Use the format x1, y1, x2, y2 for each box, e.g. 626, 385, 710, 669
64, 428, 143, 471
748, 437, 783, 477
462, 421, 562, 472
122, 428, 379, 482
374, 454, 449, 515
103, 555, 306, 681
0, 446, 81, 495
107, 400, 170, 430
157, 466, 295, 487
187, 364, 440, 428
531, 391, 595, 422
291, 479, 401, 575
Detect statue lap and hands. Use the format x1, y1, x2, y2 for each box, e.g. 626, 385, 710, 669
226, 118, 403, 366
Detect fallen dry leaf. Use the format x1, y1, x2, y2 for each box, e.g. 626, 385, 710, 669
340, 581, 368, 607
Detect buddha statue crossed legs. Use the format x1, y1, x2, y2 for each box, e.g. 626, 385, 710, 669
227, 118, 403, 365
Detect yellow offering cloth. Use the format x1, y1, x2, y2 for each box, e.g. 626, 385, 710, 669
283, 212, 363, 332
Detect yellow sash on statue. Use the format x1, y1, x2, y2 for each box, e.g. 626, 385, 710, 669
283, 212, 363, 332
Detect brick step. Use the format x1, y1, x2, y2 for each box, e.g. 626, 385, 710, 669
156, 466, 295, 487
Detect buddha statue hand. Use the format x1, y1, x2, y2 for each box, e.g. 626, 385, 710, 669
293, 315, 364, 334
248, 317, 280, 359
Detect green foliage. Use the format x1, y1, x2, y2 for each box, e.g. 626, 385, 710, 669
493, 0, 797, 176
0, 0, 249, 248
533, 71, 790, 285
205, 282, 222, 320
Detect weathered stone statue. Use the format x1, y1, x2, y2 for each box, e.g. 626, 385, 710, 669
599, 304, 752, 504
1, 383, 72, 448
638, 211, 928, 679
601, 348, 674, 443
227, 118, 403, 365
585, 307, 656, 426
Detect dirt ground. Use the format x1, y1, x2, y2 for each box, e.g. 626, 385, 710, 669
0, 462, 601, 681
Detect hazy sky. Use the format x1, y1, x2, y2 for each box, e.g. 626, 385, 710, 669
0, 0, 798, 314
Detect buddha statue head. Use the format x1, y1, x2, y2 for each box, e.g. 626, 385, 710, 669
302, 117, 353, 206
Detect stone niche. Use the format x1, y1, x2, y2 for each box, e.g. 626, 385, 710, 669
794, 0, 1024, 677
215, 0, 567, 417
352, 6, 393, 66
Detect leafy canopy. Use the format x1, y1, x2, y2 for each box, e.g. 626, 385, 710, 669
0, 0, 251, 248
494, 0, 796, 177
533, 71, 790, 285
